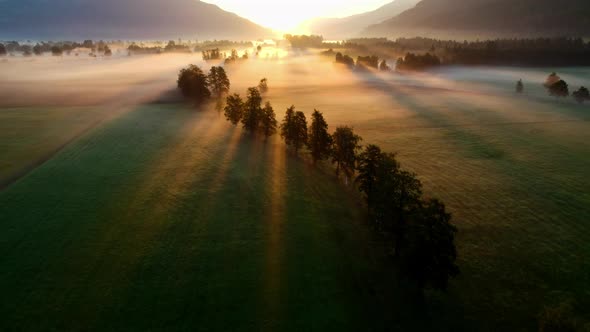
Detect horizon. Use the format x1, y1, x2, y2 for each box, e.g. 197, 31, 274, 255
202, 0, 394, 31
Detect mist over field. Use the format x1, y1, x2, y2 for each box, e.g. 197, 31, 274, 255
1, 46, 589, 330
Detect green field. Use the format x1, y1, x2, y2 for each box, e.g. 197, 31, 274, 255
1, 55, 589, 331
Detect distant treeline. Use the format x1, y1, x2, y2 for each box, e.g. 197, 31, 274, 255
193, 40, 253, 52
332, 51, 391, 71
284, 34, 325, 49
0, 40, 113, 56
342, 37, 590, 67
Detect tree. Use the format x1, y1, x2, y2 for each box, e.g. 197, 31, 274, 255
280, 106, 308, 154
104, 45, 112, 56
544, 72, 561, 88
335, 52, 355, 68
261, 102, 278, 140
224, 93, 244, 125
33, 44, 43, 55
516, 79, 524, 93
548, 80, 569, 98
307, 110, 332, 164
207, 66, 231, 98
379, 60, 390, 71
0, 43, 6, 56
331, 126, 362, 185
242, 87, 263, 133
573, 86, 590, 104
401, 199, 459, 292
258, 78, 268, 94
51, 46, 63, 56
356, 145, 389, 213
177, 64, 211, 103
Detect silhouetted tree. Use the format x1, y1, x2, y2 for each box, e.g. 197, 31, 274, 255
307, 110, 332, 164
573, 86, 590, 104
177, 64, 211, 103
544, 72, 561, 88
207, 66, 231, 98
356, 145, 388, 213
261, 102, 278, 139
202, 48, 222, 60
242, 87, 263, 133
280, 106, 308, 155
258, 78, 268, 94
22, 46, 32, 57
379, 60, 390, 71
284, 34, 324, 48
401, 199, 459, 292
331, 126, 362, 185
33, 44, 43, 55
397, 53, 441, 71
357, 55, 380, 70
224, 93, 244, 125
0, 43, 6, 56
516, 79, 524, 93
335, 52, 355, 68
51, 46, 63, 56
548, 80, 569, 98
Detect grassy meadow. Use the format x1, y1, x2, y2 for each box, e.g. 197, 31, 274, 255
0, 52, 589, 331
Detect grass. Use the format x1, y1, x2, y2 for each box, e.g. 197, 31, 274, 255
0, 104, 405, 331
0, 57, 589, 331
0, 106, 109, 188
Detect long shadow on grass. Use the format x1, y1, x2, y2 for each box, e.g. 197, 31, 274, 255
351, 70, 590, 330
0, 103, 214, 330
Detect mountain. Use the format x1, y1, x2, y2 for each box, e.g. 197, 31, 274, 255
364, 0, 590, 38
0, 0, 271, 40
302, 0, 421, 39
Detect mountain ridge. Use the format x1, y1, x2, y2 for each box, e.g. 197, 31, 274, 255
302, 0, 421, 39
363, 0, 590, 38
0, 0, 272, 40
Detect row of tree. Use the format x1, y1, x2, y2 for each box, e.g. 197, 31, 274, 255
176, 64, 460, 292
334, 52, 390, 72
541, 72, 590, 103
177, 65, 231, 103
336, 37, 590, 67
396, 53, 441, 71
217, 78, 459, 293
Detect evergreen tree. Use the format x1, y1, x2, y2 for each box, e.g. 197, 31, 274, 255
0, 43, 6, 56
280, 106, 308, 154
261, 102, 278, 139
307, 110, 332, 164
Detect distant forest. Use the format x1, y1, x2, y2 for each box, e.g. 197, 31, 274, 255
335, 37, 590, 67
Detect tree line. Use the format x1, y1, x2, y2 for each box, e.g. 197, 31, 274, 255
0, 40, 115, 57
322, 36, 590, 67
334, 52, 390, 72
514, 72, 590, 104
176, 63, 460, 293
538, 72, 590, 103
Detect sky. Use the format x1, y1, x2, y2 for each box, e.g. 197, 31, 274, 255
202, 0, 393, 31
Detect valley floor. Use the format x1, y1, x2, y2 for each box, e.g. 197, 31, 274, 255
0, 53, 589, 331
